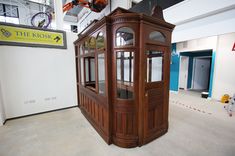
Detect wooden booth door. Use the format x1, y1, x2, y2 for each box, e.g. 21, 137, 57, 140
143, 46, 169, 142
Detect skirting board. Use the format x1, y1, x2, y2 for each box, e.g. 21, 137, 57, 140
3, 105, 78, 125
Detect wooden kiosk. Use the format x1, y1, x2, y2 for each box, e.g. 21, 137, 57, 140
74, 6, 175, 148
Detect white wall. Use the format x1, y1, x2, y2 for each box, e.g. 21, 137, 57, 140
212, 33, 235, 100
176, 33, 235, 100
163, 0, 235, 42
111, 0, 131, 11
176, 36, 218, 52
0, 32, 78, 119
0, 81, 6, 125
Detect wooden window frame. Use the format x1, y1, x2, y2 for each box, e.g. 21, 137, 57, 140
78, 31, 106, 94
146, 50, 164, 83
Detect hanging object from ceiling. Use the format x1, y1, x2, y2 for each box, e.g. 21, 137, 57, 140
63, 0, 108, 13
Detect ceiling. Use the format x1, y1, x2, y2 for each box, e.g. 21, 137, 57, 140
26, 0, 184, 23
27, 0, 83, 21
129, 0, 184, 15
62, 0, 83, 17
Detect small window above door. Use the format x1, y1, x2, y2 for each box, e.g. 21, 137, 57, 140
116, 27, 134, 47
149, 31, 166, 43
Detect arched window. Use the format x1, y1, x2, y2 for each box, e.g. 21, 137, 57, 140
149, 31, 166, 42
116, 27, 134, 47
89, 37, 96, 52
96, 32, 105, 49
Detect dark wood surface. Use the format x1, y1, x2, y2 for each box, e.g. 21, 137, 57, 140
74, 7, 174, 148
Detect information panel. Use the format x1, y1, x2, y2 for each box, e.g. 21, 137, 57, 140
0, 22, 67, 49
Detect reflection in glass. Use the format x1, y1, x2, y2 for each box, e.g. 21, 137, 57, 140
79, 45, 83, 55
149, 31, 166, 42
84, 41, 89, 54
116, 27, 134, 47
84, 55, 96, 90
116, 51, 134, 99
80, 57, 84, 85
98, 53, 105, 95
146, 51, 163, 82
89, 37, 96, 52
96, 32, 105, 49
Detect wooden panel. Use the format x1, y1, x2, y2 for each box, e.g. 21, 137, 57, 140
148, 88, 163, 110
79, 89, 109, 143
113, 111, 136, 136
145, 84, 164, 136
112, 110, 138, 148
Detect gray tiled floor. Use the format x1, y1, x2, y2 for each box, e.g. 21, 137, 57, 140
0, 91, 235, 156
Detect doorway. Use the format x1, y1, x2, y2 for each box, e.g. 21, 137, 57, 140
179, 56, 189, 90
179, 50, 213, 96
192, 57, 211, 91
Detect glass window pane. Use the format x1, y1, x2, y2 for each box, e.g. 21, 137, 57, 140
116, 27, 134, 47
117, 57, 121, 80
84, 56, 96, 90
96, 32, 105, 49
5, 5, 18, 18
79, 45, 83, 55
80, 57, 84, 85
98, 53, 105, 95
123, 52, 130, 82
116, 51, 134, 99
149, 31, 166, 42
0, 4, 4, 16
90, 59, 95, 81
89, 37, 96, 53
85, 59, 89, 81
84, 41, 89, 54
147, 51, 163, 82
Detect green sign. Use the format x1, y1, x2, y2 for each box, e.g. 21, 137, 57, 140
0, 22, 67, 49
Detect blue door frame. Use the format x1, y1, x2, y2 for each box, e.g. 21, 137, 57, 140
208, 51, 216, 97
170, 44, 215, 98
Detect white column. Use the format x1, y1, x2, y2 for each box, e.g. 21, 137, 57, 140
53, 0, 64, 30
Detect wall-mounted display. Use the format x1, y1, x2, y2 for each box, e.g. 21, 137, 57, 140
74, 7, 175, 148
0, 22, 67, 49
